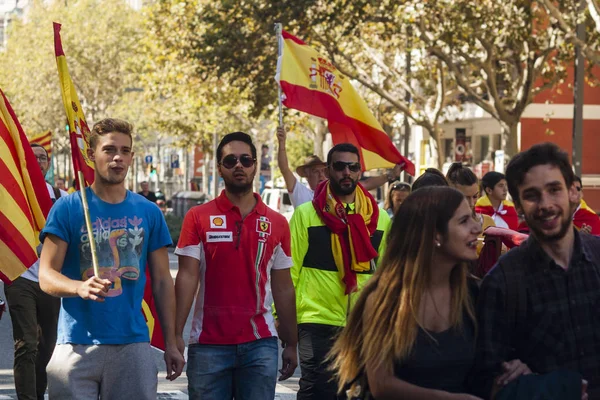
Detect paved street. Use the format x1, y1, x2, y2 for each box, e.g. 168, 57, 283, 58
0, 251, 299, 399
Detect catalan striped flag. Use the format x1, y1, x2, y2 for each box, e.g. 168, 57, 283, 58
276, 30, 415, 175
0, 88, 53, 284
30, 131, 52, 157
54, 22, 95, 188
53, 22, 165, 350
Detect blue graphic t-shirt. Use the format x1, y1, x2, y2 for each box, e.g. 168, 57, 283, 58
41, 188, 172, 345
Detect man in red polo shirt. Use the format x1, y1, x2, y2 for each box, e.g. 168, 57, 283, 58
175, 132, 298, 400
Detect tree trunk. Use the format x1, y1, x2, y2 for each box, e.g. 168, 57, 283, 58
426, 126, 445, 171
504, 122, 520, 158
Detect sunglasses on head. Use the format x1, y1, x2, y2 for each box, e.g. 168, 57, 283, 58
331, 161, 361, 172
220, 154, 256, 169
391, 182, 410, 191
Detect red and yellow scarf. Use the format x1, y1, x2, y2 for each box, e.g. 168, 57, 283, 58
313, 180, 379, 294
475, 196, 519, 231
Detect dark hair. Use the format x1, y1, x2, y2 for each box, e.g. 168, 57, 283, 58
446, 163, 478, 187
216, 132, 257, 163
481, 171, 505, 192
90, 118, 133, 149
326, 143, 360, 165
262, 144, 269, 150
505, 142, 575, 206
412, 168, 448, 192
575, 175, 582, 187
30, 143, 49, 158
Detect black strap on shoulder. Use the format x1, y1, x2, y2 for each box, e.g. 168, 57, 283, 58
53, 186, 61, 200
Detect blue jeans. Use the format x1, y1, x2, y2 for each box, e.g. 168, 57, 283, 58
187, 337, 278, 400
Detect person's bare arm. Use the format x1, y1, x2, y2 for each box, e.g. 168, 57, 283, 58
276, 126, 298, 193
39, 233, 111, 300
148, 247, 186, 381
271, 268, 298, 380
362, 164, 403, 191
174, 255, 201, 349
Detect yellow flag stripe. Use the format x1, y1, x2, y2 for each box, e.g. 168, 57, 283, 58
361, 148, 395, 170
0, 185, 39, 249
0, 134, 28, 203
0, 241, 28, 281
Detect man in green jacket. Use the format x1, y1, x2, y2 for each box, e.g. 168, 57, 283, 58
290, 143, 391, 400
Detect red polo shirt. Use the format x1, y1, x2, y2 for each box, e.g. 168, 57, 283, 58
175, 191, 292, 345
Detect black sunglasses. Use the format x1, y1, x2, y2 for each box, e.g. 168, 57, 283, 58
331, 161, 361, 172
220, 154, 256, 169
391, 182, 411, 191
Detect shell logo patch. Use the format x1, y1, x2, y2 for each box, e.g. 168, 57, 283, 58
256, 219, 271, 235
210, 215, 227, 229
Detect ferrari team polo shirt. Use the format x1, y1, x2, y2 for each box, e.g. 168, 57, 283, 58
175, 191, 292, 345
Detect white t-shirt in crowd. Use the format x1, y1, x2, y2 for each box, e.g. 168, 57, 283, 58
21, 183, 68, 282
289, 180, 314, 208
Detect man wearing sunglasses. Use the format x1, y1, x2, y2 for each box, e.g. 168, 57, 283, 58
289, 143, 391, 399
276, 126, 402, 207
175, 132, 298, 400
572, 176, 600, 235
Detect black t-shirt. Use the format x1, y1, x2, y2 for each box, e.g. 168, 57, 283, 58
138, 191, 157, 203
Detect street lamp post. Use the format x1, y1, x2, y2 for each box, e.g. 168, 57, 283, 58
572, 0, 586, 177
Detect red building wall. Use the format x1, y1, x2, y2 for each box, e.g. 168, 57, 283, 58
520, 66, 600, 212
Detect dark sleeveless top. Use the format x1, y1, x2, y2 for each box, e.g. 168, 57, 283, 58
393, 282, 478, 393
393, 319, 475, 393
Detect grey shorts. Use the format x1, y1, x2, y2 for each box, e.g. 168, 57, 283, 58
47, 342, 158, 399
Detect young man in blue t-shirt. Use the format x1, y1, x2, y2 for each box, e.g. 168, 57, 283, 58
39, 118, 185, 399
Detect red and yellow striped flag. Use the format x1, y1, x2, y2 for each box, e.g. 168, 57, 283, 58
276, 30, 415, 175
54, 22, 95, 188
53, 22, 165, 350
0, 89, 53, 284
30, 131, 52, 157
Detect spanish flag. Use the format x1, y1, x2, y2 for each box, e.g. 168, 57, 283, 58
0, 88, 53, 284
30, 131, 52, 157
53, 22, 165, 350
54, 22, 95, 188
573, 199, 600, 235
276, 30, 415, 175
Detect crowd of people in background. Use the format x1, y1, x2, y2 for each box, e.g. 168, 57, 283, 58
1, 119, 599, 400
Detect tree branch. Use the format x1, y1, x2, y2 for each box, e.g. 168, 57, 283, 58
429, 45, 501, 120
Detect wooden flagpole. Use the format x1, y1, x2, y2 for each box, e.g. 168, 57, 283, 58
78, 171, 99, 277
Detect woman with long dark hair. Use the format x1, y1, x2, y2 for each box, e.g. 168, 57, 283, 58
330, 187, 529, 399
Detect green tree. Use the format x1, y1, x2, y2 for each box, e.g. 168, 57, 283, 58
162, 0, 575, 162
539, 0, 600, 65
411, 0, 572, 156
0, 0, 145, 137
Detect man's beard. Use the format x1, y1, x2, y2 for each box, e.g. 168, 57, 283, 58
330, 177, 358, 196
526, 211, 572, 242
223, 172, 254, 195
96, 169, 127, 185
